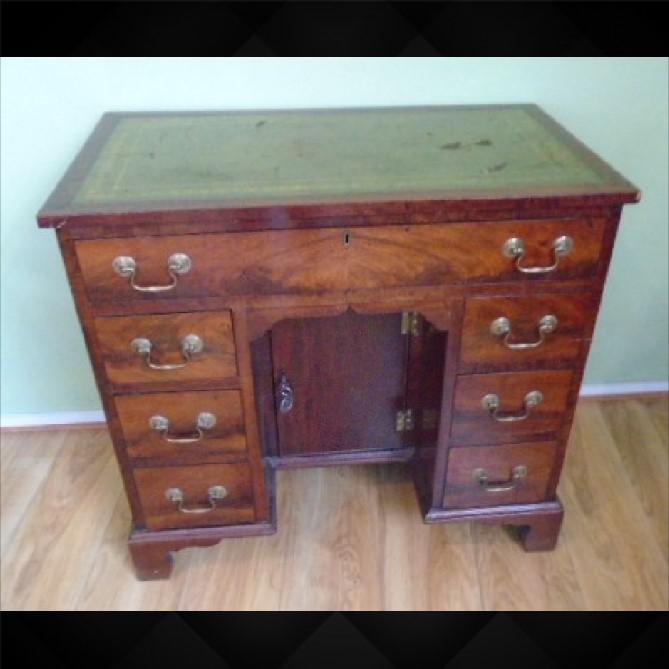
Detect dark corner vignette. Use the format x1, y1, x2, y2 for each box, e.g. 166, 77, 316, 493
0, 1, 667, 56
0, 613, 668, 667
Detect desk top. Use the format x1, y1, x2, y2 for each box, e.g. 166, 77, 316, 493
38, 105, 639, 228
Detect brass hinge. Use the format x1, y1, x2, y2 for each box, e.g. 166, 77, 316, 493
395, 408, 415, 432
401, 312, 421, 337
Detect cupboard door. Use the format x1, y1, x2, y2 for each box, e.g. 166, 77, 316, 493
271, 311, 410, 457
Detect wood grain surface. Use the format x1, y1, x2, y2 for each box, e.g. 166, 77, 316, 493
270, 311, 409, 456
133, 463, 255, 531
74, 218, 606, 303
1, 397, 666, 610
459, 293, 596, 372
114, 390, 247, 464
348, 218, 606, 289
444, 441, 558, 508
94, 311, 238, 387
451, 370, 574, 445
75, 229, 349, 303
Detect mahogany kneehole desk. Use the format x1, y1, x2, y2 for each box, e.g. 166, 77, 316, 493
38, 105, 639, 579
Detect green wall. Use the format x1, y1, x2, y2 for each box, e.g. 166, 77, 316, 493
1, 58, 667, 416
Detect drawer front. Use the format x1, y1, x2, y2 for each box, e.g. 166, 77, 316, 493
115, 390, 247, 462
451, 370, 573, 444
444, 441, 557, 508
75, 229, 348, 303
95, 311, 237, 386
348, 218, 605, 289
134, 463, 255, 530
75, 218, 605, 303
459, 294, 595, 372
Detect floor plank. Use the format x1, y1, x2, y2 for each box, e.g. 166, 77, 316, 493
0, 431, 66, 558
598, 399, 668, 561
560, 403, 667, 610
0, 396, 667, 611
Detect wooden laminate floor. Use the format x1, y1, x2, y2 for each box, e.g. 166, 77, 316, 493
1, 397, 667, 611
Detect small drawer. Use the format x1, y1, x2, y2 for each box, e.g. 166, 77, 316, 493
444, 441, 557, 508
451, 370, 573, 445
459, 294, 595, 372
134, 463, 255, 530
115, 390, 247, 463
95, 311, 237, 387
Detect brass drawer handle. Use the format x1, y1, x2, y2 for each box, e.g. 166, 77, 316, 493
503, 235, 573, 274
490, 315, 558, 349
165, 485, 227, 513
131, 334, 203, 370
473, 465, 528, 492
481, 390, 543, 422
112, 253, 192, 292
149, 412, 216, 443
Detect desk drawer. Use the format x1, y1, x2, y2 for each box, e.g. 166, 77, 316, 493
459, 294, 594, 372
134, 463, 256, 530
116, 390, 247, 463
75, 229, 348, 303
348, 218, 605, 289
451, 370, 573, 444
75, 218, 605, 303
444, 441, 557, 508
95, 311, 237, 387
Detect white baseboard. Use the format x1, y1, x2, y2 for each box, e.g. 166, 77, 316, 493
0, 410, 106, 429
579, 381, 669, 397
1, 382, 667, 429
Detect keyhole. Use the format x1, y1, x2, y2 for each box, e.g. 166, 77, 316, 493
344, 231, 352, 247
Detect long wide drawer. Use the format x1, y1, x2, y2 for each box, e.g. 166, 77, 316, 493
115, 390, 247, 463
444, 441, 557, 508
459, 293, 595, 372
134, 463, 256, 530
450, 370, 573, 445
95, 311, 237, 387
75, 218, 606, 303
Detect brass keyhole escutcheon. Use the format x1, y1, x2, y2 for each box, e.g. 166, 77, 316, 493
277, 373, 294, 414
344, 231, 352, 247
